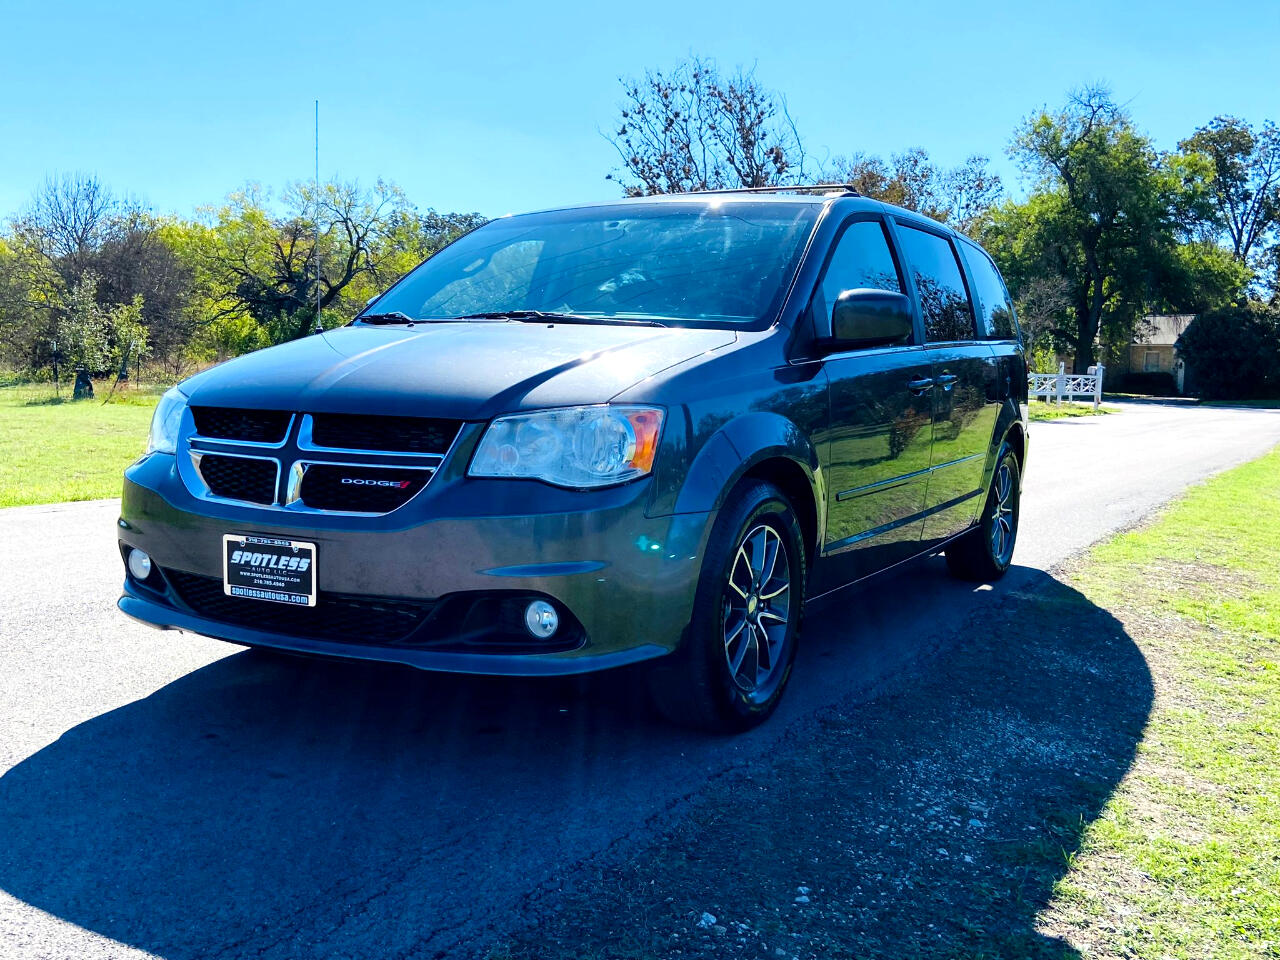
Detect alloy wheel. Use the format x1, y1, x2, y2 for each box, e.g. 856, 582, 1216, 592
722, 523, 791, 694
990, 460, 1016, 565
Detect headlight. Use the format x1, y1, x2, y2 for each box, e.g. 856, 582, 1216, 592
147, 386, 188, 455
469, 405, 664, 488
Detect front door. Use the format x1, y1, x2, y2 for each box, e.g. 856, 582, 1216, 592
891, 221, 1000, 548
813, 217, 934, 592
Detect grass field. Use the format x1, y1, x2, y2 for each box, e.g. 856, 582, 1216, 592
1029, 400, 1120, 421
1039, 448, 1280, 955
0, 382, 162, 507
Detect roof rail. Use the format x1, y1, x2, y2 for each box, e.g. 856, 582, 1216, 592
679, 183, 861, 198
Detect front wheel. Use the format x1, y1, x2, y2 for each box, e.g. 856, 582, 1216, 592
648, 481, 805, 733
945, 442, 1021, 582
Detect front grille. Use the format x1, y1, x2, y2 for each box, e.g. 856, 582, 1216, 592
165, 570, 436, 645
298, 464, 431, 512
192, 407, 291, 444
309, 413, 461, 454
198, 454, 278, 504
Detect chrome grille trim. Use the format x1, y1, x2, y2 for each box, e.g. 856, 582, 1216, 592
283, 460, 438, 516
189, 410, 295, 448
188, 450, 283, 506
175, 407, 462, 516
297, 414, 452, 461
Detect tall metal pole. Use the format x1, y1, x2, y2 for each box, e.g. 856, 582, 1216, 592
314, 99, 321, 334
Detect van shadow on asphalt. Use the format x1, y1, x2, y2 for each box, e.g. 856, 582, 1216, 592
0, 564, 1151, 959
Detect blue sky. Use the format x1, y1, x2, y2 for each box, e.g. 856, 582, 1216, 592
2, 0, 1277, 220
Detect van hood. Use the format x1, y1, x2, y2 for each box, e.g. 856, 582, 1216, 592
180, 321, 736, 420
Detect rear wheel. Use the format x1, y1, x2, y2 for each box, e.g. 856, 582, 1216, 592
945, 441, 1020, 582
648, 481, 805, 733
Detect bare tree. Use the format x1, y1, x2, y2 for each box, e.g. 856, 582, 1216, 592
607, 58, 807, 195
15, 173, 118, 284
943, 155, 1004, 235
1011, 274, 1073, 359
825, 149, 1002, 233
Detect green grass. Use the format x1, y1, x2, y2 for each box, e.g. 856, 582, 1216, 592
1029, 401, 1120, 421
1039, 447, 1280, 956
0, 382, 163, 507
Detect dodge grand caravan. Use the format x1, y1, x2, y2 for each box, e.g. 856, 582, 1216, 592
118, 187, 1028, 731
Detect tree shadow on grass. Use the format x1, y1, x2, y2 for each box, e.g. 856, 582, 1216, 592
0, 565, 1149, 959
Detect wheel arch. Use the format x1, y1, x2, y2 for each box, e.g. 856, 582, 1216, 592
739, 457, 820, 569
671, 412, 825, 566
1004, 421, 1026, 472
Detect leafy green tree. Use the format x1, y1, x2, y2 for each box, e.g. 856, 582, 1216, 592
1177, 302, 1280, 399
1153, 240, 1250, 315
107, 294, 149, 378
1266, 243, 1280, 306
1179, 116, 1280, 263
54, 274, 113, 376
199, 181, 485, 344
998, 88, 1225, 371
0, 174, 191, 372
52, 274, 149, 380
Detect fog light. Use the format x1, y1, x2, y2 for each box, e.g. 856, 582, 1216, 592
524, 600, 559, 639
127, 548, 152, 581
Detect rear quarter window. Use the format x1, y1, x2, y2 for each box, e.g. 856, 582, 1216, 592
960, 242, 1019, 340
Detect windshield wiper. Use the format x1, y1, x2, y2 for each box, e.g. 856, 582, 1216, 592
357, 311, 418, 325
456, 310, 666, 327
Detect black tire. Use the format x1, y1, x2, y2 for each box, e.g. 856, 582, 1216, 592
648, 481, 806, 733
945, 441, 1021, 582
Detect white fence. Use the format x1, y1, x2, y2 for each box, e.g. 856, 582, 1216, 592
1029, 362, 1105, 409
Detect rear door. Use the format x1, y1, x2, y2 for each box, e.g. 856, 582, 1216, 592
814, 216, 935, 591
891, 220, 1000, 548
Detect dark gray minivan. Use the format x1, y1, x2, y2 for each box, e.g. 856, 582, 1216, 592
119, 187, 1028, 731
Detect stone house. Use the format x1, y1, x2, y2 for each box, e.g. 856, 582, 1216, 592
1102, 314, 1195, 393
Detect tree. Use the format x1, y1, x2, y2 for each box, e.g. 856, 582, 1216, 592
1003, 87, 1215, 371
202, 180, 403, 343
1, 174, 192, 371
14, 173, 117, 286
1179, 116, 1280, 263
1266, 243, 1280, 306
55, 274, 113, 376
607, 58, 807, 195
1176, 302, 1280, 399
197, 182, 487, 345
48, 273, 147, 393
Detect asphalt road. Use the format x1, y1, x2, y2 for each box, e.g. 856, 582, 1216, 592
2, 400, 1279, 960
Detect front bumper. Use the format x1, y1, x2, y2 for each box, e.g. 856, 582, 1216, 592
118, 453, 713, 676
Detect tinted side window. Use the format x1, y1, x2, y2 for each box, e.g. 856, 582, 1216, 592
814, 219, 902, 330
961, 243, 1018, 339
895, 224, 975, 342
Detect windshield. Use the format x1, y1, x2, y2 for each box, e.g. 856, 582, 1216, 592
362, 201, 821, 328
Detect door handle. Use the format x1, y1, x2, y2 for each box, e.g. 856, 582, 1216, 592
936, 373, 959, 391
907, 377, 935, 395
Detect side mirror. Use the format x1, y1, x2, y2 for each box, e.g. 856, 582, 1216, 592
825, 289, 913, 350
365, 293, 383, 309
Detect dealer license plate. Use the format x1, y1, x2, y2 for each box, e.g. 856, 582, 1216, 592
222, 534, 316, 607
